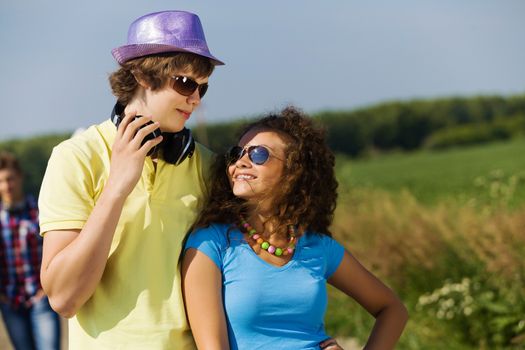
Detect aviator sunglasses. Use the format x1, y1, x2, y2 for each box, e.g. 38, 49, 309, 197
226, 145, 274, 165
171, 75, 209, 98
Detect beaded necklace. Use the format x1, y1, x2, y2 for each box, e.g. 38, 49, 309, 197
239, 217, 296, 257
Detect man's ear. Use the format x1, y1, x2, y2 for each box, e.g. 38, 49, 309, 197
132, 71, 150, 89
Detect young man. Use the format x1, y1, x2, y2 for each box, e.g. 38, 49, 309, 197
38, 10, 224, 349
0, 151, 61, 350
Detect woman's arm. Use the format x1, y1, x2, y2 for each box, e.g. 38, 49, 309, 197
182, 248, 229, 350
40, 114, 162, 318
328, 251, 408, 350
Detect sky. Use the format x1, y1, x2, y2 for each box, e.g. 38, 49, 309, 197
1, 0, 524, 140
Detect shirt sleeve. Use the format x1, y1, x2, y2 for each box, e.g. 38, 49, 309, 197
184, 224, 227, 270
323, 235, 346, 279
38, 142, 96, 234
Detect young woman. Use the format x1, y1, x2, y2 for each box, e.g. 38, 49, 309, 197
38, 10, 223, 349
182, 107, 408, 349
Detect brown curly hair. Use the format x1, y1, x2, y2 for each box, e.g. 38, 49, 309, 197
194, 106, 338, 237
108, 52, 215, 105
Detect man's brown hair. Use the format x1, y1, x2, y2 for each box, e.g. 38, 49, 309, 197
108, 52, 215, 105
0, 151, 22, 174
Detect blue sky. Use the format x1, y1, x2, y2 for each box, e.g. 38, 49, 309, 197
1, 0, 524, 140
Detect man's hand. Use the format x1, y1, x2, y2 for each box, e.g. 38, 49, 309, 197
106, 111, 163, 198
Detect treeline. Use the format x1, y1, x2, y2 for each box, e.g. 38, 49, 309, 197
1, 94, 524, 196
200, 94, 525, 156
318, 94, 525, 156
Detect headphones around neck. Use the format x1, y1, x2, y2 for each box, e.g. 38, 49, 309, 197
110, 102, 195, 165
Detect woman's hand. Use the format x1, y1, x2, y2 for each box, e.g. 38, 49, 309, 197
106, 111, 162, 197
320, 338, 344, 349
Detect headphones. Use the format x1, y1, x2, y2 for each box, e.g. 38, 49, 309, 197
110, 102, 195, 165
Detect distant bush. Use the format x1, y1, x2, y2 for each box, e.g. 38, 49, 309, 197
313, 94, 525, 156
318, 112, 370, 156
425, 123, 511, 149
425, 115, 525, 150
500, 114, 525, 137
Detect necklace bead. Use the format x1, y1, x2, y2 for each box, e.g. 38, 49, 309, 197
239, 217, 297, 257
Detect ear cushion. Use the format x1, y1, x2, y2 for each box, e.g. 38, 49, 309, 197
110, 102, 161, 156
161, 128, 195, 165
110, 101, 194, 165
111, 102, 125, 128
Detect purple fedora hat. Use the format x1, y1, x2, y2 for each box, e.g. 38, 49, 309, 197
112, 10, 224, 65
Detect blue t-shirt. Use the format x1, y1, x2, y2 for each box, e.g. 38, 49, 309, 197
185, 223, 345, 350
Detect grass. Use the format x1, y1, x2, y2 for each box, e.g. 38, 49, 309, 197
336, 137, 525, 206
327, 140, 525, 348
326, 188, 525, 349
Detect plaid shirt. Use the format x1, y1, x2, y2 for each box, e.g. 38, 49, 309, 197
0, 195, 43, 309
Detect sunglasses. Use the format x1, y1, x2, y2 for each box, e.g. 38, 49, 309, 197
226, 145, 273, 165
171, 75, 209, 98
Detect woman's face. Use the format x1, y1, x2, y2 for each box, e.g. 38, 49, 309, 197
227, 129, 288, 206
140, 69, 209, 133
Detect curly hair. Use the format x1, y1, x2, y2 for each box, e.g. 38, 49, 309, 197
108, 52, 215, 105
194, 106, 338, 237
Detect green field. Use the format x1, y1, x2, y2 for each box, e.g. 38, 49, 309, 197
336, 137, 525, 206
329, 138, 525, 349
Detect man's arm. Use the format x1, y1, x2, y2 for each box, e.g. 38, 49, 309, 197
40, 113, 162, 317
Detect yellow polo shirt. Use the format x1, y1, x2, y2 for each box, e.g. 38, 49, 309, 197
38, 120, 212, 349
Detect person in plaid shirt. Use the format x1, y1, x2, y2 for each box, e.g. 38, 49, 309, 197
0, 151, 61, 350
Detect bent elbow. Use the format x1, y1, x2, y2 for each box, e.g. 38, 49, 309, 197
373, 299, 409, 325
391, 301, 409, 329
400, 303, 409, 324
41, 274, 82, 318
47, 294, 80, 319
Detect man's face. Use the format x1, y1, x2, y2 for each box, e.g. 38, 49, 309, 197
140, 69, 210, 133
0, 168, 23, 205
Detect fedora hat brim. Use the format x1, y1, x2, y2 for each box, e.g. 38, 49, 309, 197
112, 43, 225, 66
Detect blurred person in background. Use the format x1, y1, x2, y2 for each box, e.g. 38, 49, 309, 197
0, 151, 61, 350
37, 10, 223, 350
